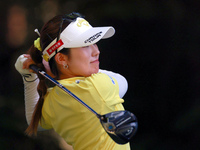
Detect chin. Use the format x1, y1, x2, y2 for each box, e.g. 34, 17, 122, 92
93, 67, 99, 74
85, 66, 99, 76
88, 69, 99, 76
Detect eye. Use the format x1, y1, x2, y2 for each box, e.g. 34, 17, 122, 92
82, 44, 97, 49
82, 46, 89, 48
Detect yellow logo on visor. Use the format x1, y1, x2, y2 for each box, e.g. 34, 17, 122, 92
77, 18, 89, 27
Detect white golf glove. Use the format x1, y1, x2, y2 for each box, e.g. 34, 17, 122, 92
15, 54, 38, 82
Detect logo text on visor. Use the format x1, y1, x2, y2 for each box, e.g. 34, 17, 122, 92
84, 31, 102, 43
47, 39, 64, 55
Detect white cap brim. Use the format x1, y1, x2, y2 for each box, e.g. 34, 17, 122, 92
62, 26, 115, 48
42, 17, 115, 61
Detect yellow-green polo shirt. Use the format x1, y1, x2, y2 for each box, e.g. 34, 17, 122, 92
40, 73, 130, 150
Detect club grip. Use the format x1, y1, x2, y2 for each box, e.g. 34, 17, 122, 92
29, 64, 42, 73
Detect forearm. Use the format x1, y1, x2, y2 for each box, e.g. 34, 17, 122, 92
15, 55, 45, 131
23, 78, 39, 125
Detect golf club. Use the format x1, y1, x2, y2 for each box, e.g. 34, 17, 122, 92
29, 64, 138, 144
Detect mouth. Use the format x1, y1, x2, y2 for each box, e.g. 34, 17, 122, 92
91, 59, 99, 63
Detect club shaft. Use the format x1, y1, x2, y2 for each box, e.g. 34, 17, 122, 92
30, 64, 101, 118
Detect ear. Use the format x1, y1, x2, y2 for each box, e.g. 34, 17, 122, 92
54, 53, 68, 65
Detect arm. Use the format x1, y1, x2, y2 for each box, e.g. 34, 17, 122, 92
15, 54, 45, 131
99, 69, 128, 98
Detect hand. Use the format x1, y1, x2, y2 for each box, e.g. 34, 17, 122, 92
15, 54, 55, 78
23, 54, 36, 73
15, 54, 38, 82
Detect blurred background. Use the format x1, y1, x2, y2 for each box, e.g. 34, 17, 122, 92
0, 0, 200, 149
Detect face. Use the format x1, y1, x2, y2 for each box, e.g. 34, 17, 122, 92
65, 44, 100, 78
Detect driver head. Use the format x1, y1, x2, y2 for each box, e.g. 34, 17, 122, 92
100, 110, 138, 144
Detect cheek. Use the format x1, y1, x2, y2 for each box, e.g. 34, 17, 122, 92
75, 55, 89, 67
69, 57, 89, 73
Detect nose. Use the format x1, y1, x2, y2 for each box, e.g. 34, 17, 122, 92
91, 44, 100, 56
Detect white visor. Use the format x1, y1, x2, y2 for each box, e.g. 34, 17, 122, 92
42, 17, 115, 61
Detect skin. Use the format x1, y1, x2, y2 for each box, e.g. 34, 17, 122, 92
55, 44, 100, 79
23, 44, 100, 79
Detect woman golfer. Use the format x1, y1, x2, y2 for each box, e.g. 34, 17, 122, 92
15, 12, 130, 150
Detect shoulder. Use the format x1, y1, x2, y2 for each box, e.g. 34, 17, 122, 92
85, 73, 119, 93
89, 72, 117, 85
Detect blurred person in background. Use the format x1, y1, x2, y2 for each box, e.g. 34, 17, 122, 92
0, 4, 28, 96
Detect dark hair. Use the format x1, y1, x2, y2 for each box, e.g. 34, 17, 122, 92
26, 12, 84, 136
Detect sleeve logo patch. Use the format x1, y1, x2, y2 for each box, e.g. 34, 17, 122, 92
108, 75, 115, 85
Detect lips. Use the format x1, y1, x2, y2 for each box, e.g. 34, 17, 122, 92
91, 59, 99, 63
